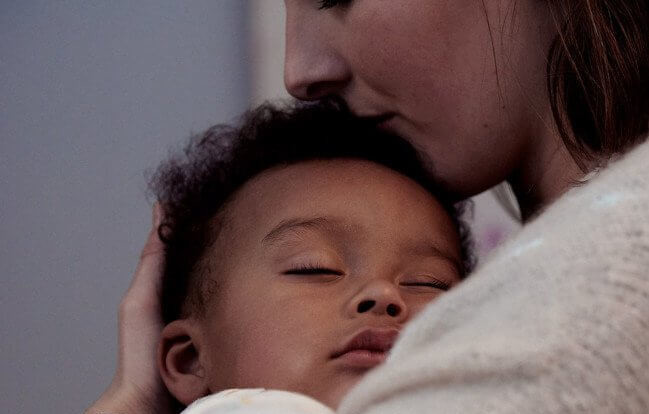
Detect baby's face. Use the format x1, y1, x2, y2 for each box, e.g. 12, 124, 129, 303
197, 159, 462, 408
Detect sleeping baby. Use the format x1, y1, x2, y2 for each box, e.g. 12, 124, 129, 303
152, 100, 474, 413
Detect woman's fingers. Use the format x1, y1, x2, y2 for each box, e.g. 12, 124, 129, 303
126, 203, 165, 302
118, 203, 166, 376
86, 204, 174, 414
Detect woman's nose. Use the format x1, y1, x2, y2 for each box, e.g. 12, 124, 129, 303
347, 280, 408, 322
283, 7, 351, 101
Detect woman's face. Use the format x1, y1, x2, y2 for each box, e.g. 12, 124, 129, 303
284, 0, 558, 197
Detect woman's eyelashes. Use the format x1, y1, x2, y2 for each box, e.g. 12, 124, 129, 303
318, 0, 352, 10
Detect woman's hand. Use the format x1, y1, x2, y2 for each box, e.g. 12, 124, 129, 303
86, 205, 176, 414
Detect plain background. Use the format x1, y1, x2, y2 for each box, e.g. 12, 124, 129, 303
1, 2, 249, 412
1, 2, 519, 413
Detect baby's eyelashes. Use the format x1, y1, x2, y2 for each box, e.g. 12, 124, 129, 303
283, 266, 345, 276
400, 279, 451, 292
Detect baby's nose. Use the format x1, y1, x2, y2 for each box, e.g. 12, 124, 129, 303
348, 280, 408, 321
357, 299, 402, 317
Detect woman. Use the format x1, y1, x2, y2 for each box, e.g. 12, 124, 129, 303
87, 1, 649, 413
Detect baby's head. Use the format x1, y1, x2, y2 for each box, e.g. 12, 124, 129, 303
153, 101, 473, 410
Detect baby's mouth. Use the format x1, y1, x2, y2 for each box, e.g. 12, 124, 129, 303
331, 328, 399, 369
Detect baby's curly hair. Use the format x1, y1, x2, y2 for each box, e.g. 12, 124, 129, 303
150, 100, 474, 324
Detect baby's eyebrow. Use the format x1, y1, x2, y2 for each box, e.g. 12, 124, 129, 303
261, 216, 347, 245
401, 239, 463, 275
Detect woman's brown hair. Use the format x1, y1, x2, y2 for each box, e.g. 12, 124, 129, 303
547, 0, 649, 168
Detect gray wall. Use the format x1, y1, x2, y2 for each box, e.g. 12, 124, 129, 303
0, 2, 250, 413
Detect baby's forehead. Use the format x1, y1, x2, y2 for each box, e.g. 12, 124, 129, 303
222, 159, 446, 229
261, 216, 359, 245
211, 159, 460, 263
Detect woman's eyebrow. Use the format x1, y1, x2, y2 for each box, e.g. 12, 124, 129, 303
260, 216, 348, 245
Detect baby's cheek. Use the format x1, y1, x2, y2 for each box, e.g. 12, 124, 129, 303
406, 294, 444, 319
230, 315, 325, 389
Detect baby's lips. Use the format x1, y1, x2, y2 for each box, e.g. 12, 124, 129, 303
331, 327, 400, 359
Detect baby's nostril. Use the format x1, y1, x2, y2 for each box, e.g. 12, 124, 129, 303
386, 304, 400, 317
357, 300, 376, 313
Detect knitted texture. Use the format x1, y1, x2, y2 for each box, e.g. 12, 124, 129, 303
338, 139, 649, 414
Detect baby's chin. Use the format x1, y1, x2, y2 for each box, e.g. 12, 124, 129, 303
310, 370, 367, 409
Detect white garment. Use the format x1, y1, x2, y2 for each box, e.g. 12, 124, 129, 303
338, 138, 649, 413
182, 389, 334, 414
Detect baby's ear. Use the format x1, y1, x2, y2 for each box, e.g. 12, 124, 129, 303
158, 319, 209, 406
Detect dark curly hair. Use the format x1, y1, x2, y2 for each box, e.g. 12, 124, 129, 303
150, 100, 474, 324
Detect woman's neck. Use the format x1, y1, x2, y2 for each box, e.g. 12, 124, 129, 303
508, 130, 589, 222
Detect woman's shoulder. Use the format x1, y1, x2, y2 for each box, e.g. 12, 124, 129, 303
483, 135, 649, 274
492, 135, 649, 261
544, 135, 649, 223
532, 135, 649, 242
575, 135, 649, 207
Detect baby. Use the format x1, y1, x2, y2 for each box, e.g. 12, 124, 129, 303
152, 101, 473, 413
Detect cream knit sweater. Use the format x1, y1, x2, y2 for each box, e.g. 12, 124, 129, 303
338, 139, 649, 414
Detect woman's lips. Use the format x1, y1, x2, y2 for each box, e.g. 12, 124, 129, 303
331, 328, 399, 369
356, 112, 397, 129
376, 115, 397, 132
